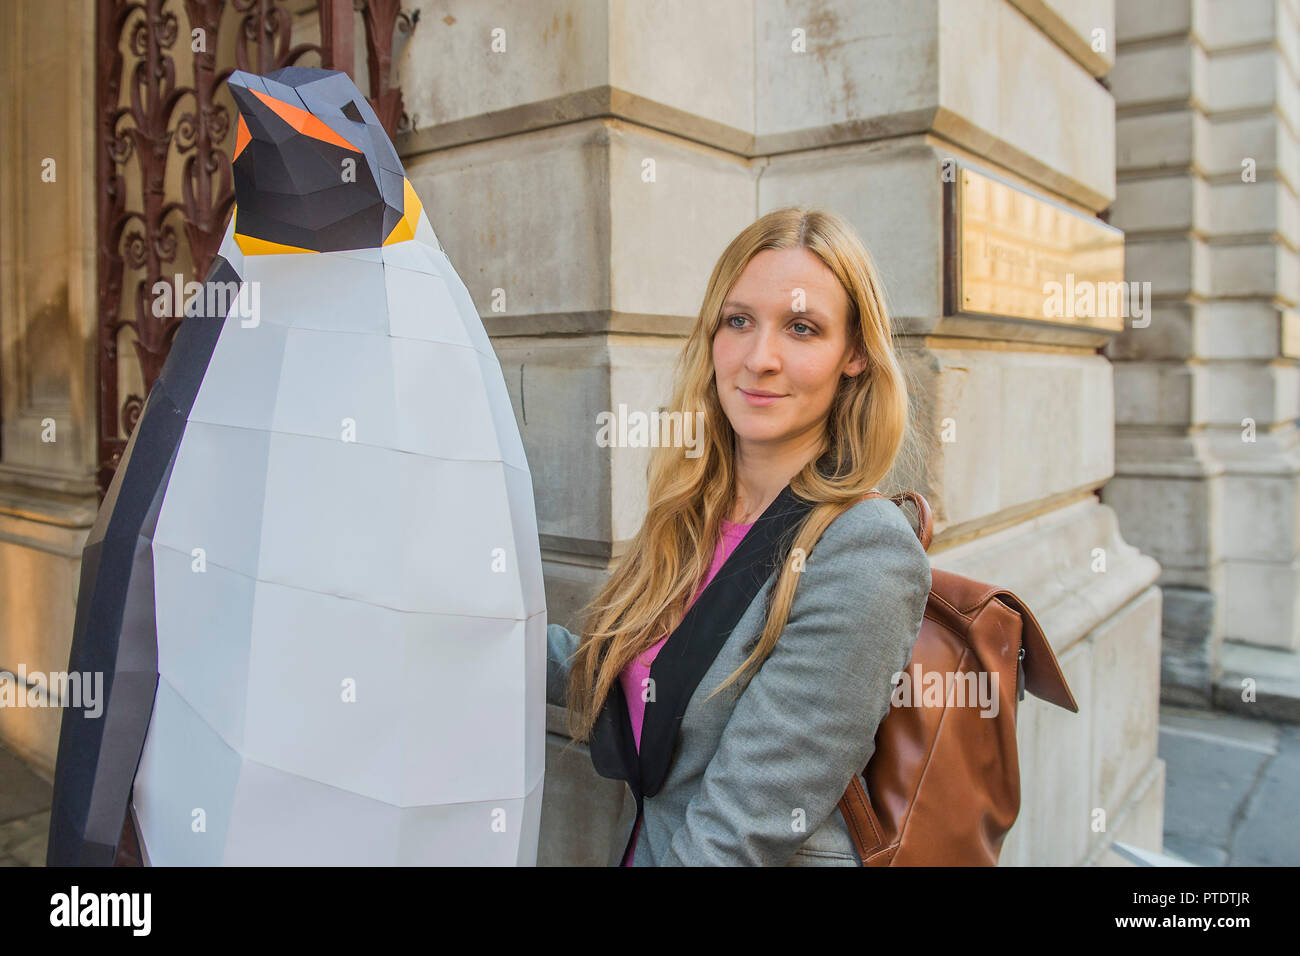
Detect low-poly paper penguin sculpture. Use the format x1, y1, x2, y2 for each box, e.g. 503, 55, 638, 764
46, 67, 547, 865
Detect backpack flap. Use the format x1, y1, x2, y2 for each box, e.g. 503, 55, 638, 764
991, 589, 1079, 713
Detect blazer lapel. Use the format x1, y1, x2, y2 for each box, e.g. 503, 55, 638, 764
588, 669, 641, 792
638, 484, 812, 798
586, 483, 813, 801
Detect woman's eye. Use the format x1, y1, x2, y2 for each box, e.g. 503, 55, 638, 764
724, 314, 815, 335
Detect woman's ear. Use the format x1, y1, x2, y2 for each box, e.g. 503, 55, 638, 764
843, 346, 869, 379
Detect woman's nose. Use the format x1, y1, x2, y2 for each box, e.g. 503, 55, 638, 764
744, 327, 782, 373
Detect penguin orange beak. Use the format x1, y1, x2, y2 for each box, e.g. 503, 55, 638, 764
229, 76, 360, 158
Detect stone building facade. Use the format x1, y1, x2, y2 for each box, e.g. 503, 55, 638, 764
1, 0, 1293, 866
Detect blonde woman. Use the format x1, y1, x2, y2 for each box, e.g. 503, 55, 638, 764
546, 207, 931, 866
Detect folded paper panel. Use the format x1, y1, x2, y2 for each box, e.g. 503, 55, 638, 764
395, 782, 540, 866
186, 314, 289, 432
150, 544, 255, 752
393, 456, 532, 619
413, 209, 443, 252
477, 348, 531, 474
397, 614, 529, 805
383, 261, 476, 350
239, 248, 389, 335
152, 419, 273, 581
391, 335, 508, 461
133, 677, 243, 867
435, 252, 498, 359
222, 759, 399, 865
379, 239, 431, 273
522, 612, 548, 789
270, 326, 400, 446
242, 579, 405, 803
255, 432, 408, 605
502, 464, 549, 617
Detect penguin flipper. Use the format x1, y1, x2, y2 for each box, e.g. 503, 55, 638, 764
45, 255, 243, 866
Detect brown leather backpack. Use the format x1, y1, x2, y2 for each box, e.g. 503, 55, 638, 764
836, 491, 1079, 866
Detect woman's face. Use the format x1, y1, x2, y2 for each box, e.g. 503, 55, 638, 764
712, 247, 867, 451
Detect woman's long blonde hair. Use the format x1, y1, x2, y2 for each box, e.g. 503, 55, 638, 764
561, 206, 914, 743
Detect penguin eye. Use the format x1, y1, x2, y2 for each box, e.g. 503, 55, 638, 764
341, 100, 363, 122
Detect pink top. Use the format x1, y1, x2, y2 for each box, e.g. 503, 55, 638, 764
619, 516, 755, 865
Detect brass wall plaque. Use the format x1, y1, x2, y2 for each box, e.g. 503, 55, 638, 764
1283, 310, 1300, 359
949, 166, 1126, 330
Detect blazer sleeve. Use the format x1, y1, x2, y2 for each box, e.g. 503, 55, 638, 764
546, 622, 582, 709
660, 498, 931, 866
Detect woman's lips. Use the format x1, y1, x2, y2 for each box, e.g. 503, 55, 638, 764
739, 387, 785, 407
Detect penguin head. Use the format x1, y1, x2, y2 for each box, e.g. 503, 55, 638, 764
227, 67, 422, 254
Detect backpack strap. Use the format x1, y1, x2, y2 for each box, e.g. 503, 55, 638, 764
857, 489, 933, 552
839, 773, 888, 865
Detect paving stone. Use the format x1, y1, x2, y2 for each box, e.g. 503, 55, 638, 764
0, 744, 51, 824
1229, 723, 1300, 865
1158, 726, 1270, 847
0, 811, 49, 868
1158, 703, 1299, 866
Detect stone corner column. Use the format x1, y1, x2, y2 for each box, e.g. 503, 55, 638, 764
1108, 0, 1300, 721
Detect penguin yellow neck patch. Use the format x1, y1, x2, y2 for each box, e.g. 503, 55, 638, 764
383, 178, 423, 246
232, 206, 318, 256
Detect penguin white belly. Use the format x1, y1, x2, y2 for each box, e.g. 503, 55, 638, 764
132, 220, 547, 865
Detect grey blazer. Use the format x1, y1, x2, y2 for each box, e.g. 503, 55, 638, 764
545, 487, 931, 866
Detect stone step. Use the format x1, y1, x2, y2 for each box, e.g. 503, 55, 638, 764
1213, 642, 1300, 725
